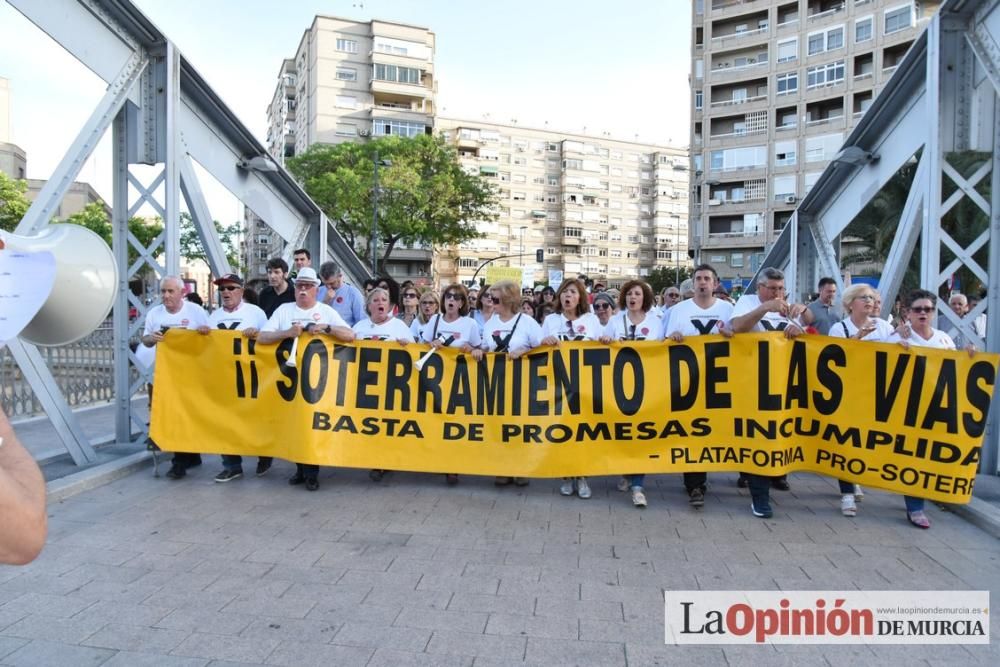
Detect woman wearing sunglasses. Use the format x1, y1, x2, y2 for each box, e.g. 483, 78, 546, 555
602, 280, 662, 508
396, 287, 421, 329
472, 284, 495, 333
412, 291, 440, 340
591, 292, 616, 327
888, 289, 974, 529
471, 280, 542, 487
419, 284, 481, 485
540, 278, 605, 500
828, 284, 894, 519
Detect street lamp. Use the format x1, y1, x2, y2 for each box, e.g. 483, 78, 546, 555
372, 151, 391, 275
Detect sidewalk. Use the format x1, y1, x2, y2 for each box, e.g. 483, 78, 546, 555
0, 410, 998, 665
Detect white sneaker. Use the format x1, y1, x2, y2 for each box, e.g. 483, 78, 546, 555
631, 487, 647, 508
854, 484, 864, 501
617, 477, 630, 492
577, 477, 592, 499
560, 479, 574, 496
841, 494, 857, 517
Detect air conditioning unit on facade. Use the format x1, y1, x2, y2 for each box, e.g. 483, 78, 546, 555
784, 195, 797, 204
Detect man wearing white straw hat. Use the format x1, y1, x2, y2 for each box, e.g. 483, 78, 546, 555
258, 267, 354, 491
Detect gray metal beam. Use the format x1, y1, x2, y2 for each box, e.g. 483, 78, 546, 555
179, 155, 232, 276
877, 153, 928, 312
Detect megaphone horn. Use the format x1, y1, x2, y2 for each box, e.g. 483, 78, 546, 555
0, 224, 118, 347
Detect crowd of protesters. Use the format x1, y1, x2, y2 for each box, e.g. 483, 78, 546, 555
143, 250, 987, 530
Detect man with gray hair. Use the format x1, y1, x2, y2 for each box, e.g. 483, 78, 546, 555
139, 275, 209, 480
678, 278, 695, 300
729, 267, 807, 514
317, 261, 365, 326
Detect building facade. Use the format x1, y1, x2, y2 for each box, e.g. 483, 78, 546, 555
434, 118, 690, 288
689, 0, 940, 285
0, 77, 26, 180
246, 16, 437, 280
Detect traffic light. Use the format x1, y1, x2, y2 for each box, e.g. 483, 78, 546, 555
535, 248, 544, 263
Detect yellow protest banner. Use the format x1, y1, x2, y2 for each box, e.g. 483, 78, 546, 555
484, 266, 522, 286
150, 332, 998, 503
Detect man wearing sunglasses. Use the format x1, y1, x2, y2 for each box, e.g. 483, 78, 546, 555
198, 274, 270, 482
317, 261, 365, 326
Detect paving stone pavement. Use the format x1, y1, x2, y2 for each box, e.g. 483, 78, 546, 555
2, 463, 999, 666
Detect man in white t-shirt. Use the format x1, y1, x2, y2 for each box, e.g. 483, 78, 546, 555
198, 274, 270, 483
258, 266, 355, 492
663, 264, 733, 510
730, 267, 807, 516
140, 275, 209, 480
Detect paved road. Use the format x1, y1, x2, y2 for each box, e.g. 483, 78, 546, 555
1, 459, 998, 665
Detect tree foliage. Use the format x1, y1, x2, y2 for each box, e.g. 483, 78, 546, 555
179, 212, 243, 272
62, 202, 164, 269
646, 265, 693, 294
0, 171, 30, 232
286, 134, 497, 267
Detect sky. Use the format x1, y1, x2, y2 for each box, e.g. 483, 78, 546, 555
0, 0, 691, 223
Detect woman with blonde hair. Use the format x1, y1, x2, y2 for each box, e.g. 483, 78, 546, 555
472, 280, 542, 487
411, 290, 440, 340
540, 277, 604, 500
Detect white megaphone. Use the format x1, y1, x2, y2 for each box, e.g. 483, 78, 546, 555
0, 224, 118, 347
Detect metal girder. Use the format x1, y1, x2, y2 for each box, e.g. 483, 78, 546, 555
15, 52, 148, 235
877, 153, 928, 313
179, 156, 232, 277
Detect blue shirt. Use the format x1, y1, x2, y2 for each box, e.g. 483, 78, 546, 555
318, 282, 365, 326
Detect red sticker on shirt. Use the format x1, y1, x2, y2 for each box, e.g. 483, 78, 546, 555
181, 319, 189, 326
641, 327, 649, 335
576, 325, 585, 333
493, 330, 501, 336
312, 313, 321, 321
336, 296, 343, 303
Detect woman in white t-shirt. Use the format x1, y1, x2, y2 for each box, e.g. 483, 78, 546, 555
828, 283, 895, 518
472, 280, 543, 487
602, 280, 663, 509
353, 288, 414, 483
888, 289, 968, 529
419, 283, 481, 486
410, 291, 440, 340
540, 278, 604, 500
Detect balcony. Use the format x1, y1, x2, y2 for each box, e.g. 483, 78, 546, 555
710, 25, 769, 47
710, 59, 768, 82
806, 2, 845, 23
370, 78, 432, 99
710, 0, 768, 19
708, 93, 767, 110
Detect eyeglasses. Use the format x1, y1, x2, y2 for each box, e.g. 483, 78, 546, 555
295, 283, 316, 291
404, 292, 419, 298
489, 295, 501, 304
444, 293, 463, 300
855, 294, 875, 302
910, 306, 934, 314
665, 292, 680, 298
219, 285, 240, 292
377, 284, 390, 290
593, 303, 612, 310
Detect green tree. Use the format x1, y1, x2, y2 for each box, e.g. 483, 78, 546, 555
63, 203, 165, 269
0, 171, 30, 232
647, 265, 693, 294
179, 212, 243, 273
286, 134, 496, 268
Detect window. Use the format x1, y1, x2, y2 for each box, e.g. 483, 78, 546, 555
730, 253, 744, 268
373, 64, 422, 85
335, 95, 357, 109
695, 90, 703, 110
855, 16, 873, 42
776, 72, 798, 94
777, 39, 798, 63
458, 258, 478, 269
773, 175, 797, 199
336, 38, 358, 53
805, 133, 844, 163
335, 123, 356, 137
804, 171, 823, 194
808, 26, 845, 55
807, 60, 845, 88
709, 145, 767, 171
774, 140, 797, 166
564, 227, 583, 237
373, 119, 426, 138
884, 4, 912, 35
336, 67, 357, 81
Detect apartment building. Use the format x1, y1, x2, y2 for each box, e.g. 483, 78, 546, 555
434, 118, 690, 288
690, 0, 940, 284
246, 16, 437, 281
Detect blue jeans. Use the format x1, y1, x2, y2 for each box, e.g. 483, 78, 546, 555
904, 495, 924, 513
221, 454, 243, 472
629, 474, 644, 489
838, 479, 855, 494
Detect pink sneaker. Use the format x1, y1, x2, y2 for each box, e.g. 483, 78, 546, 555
907, 511, 931, 529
